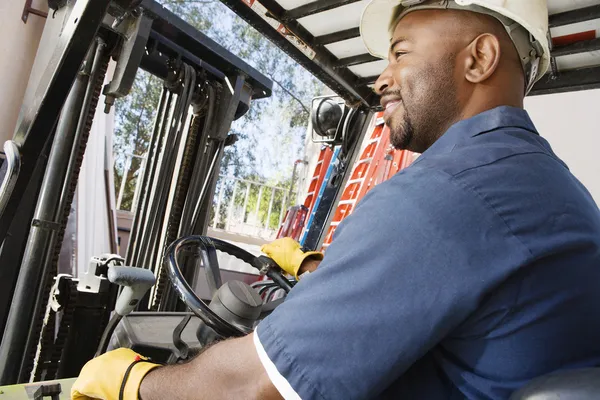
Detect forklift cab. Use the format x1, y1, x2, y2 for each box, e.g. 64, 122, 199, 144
0, 0, 599, 398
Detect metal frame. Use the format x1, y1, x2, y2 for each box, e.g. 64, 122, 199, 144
141, 0, 272, 100
303, 109, 373, 250
0, 0, 112, 246
0, 0, 277, 384
282, 0, 362, 21
22, 0, 48, 23
218, 0, 375, 107
218, 0, 600, 105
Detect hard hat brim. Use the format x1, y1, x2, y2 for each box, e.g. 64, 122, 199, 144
360, 0, 401, 60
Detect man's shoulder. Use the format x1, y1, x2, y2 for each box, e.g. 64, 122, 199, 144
421, 127, 563, 178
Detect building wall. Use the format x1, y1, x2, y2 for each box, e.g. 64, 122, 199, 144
0, 0, 48, 143
525, 89, 600, 205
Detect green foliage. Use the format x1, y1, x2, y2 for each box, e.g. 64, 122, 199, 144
113, 0, 326, 212
210, 176, 297, 232
113, 71, 162, 211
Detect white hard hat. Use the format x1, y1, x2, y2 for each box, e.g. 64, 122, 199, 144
360, 0, 550, 93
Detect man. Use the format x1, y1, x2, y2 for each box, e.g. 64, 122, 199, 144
72, 0, 600, 399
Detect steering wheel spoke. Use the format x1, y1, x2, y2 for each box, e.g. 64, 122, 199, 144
163, 236, 290, 338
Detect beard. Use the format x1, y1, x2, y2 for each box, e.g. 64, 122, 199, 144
386, 59, 459, 153
389, 106, 415, 150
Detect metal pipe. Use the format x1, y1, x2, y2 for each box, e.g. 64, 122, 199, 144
116, 154, 132, 210
213, 181, 225, 229
288, 159, 306, 210
0, 141, 22, 218
190, 142, 222, 232
22, 39, 110, 382
225, 180, 238, 231
278, 193, 287, 228
0, 42, 96, 385
130, 154, 147, 212
254, 186, 264, 225
180, 86, 216, 236
138, 87, 183, 272
242, 183, 251, 223
265, 188, 275, 229
127, 88, 172, 266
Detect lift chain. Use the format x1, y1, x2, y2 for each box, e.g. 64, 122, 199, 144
155, 114, 203, 311
23, 50, 110, 382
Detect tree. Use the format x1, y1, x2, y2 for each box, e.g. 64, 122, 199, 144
113, 71, 162, 211
113, 0, 326, 212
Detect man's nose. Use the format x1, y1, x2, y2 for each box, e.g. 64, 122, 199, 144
375, 64, 394, 95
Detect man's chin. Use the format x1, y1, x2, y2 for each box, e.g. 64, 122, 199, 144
389, 128, 411, 150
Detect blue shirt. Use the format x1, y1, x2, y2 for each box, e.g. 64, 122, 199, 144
256, 106, 600, 400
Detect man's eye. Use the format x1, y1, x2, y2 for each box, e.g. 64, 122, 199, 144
395, 51, 407, 59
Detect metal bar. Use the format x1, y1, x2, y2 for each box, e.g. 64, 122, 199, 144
21, 39, 110, 382
22, 0, 48, 23
278, 192, 287, 229
217, 175, 286, 191
0, 42, 96, 385
314, 28, 360, 46
225, 180, 238, 231
0, 142, 21, 217
356, 75, 379, 86
141, 0, 272, 100
0, 0, 112, 248
116, 155, 132, 210
213, 181, 225, 229
283, 0, 362, 21
217, 0, 374, 107
255, 186, 264, 226
180, 86, 216, 236
336, 53, 380, 68
549, 5, 600, 28
552, 38, 600, 58
242, 183, 251, 223
529, 66, 600, 96
189, 75, 249, 236
0, 143, 49, 347
131, 155, 147, 212
143, 66, 194, 283
126, 88, 171, 266
148, 31, 227, 82
265, 188, 275, 229
303, 109, 373, 250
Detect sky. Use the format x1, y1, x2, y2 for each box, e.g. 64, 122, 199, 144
161, 0, 327, 183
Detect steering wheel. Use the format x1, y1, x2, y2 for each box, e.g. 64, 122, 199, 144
164, 236, 292, 338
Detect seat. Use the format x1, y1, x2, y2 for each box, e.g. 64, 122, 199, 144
510, 368, 600, 400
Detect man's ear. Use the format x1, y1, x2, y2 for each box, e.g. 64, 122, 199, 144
463, 33, 501, 84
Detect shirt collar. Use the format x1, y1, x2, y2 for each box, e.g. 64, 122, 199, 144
420, 106, 538, 157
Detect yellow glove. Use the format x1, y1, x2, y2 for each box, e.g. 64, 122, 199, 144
261, 237, 323, 279
71, 348, 160, 400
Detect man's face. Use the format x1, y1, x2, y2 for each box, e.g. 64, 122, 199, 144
375, 10, 462, 153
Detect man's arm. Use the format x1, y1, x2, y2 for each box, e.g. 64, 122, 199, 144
140, 334, 282, 400
298, 256, 321, 275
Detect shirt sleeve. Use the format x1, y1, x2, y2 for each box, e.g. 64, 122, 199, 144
255, 166, 531, 400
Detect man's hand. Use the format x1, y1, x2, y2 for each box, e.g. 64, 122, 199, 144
71, 348, 160, 400
261, 237, 323, 279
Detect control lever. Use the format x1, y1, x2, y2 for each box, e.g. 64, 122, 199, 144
95, 265, 156, 356
108, 266, 156, 316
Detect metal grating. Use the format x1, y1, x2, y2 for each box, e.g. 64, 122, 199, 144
219, 0, 600, 106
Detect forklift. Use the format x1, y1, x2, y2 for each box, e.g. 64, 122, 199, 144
0, 0, 599, 398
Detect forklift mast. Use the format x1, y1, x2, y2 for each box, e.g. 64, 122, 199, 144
1, 0, 599, 391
